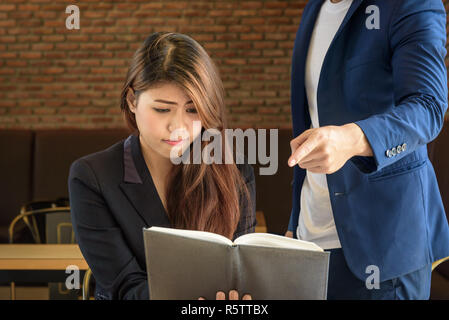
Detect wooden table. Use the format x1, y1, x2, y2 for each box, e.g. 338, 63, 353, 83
0, 244, 88, 284
0, 244, 88, 270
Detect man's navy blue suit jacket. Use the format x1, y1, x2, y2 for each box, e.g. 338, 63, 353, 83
288, 0, 449, 282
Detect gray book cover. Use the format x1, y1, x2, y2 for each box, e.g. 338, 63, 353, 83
143, 227, 330, 300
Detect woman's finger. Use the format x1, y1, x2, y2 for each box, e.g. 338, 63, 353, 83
285, 230, 293, 238
216, 291, 225, 300
198, 297, 205, 300
229, 290, 239, 300
242, 294, 252, 300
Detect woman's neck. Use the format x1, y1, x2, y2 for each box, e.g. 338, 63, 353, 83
138, 135, 173, 182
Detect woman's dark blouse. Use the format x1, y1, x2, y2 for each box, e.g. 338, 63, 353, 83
68, 134, 256, 300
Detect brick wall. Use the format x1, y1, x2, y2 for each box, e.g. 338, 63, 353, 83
0, 0, 448, 130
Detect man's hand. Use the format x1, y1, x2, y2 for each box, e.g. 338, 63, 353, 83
288, 123, 373, 174
285, 231, 293, 238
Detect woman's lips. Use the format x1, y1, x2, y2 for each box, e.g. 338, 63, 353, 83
163, 139, 186, 146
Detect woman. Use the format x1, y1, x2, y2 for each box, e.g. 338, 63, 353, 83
68, 32, 255, 300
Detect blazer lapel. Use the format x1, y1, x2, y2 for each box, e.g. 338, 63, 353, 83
119, 135, 171, 228
295, 0, 365, 82
292, 0, 324, 80
292, 0, 365, 133
291, 0, 324, 136
329, 0, 364, 49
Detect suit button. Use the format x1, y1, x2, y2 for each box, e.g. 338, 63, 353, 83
396, 145, 402, 154
401, 143, 407, 152
391, 148, 397, 156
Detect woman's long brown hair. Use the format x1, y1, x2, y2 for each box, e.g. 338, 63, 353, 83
120, 32, 252, 240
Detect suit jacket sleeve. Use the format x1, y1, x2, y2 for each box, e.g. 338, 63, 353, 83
68, 158, 149, 300
352, 0, 448, 174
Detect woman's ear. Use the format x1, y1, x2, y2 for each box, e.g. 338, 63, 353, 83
126, 88, 137, 113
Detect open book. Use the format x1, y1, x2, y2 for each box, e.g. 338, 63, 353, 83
143, 226, 330, 300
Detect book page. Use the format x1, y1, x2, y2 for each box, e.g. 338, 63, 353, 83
234, 232, 323, 252
143, 227, 236, 299
145, 226, 234, 246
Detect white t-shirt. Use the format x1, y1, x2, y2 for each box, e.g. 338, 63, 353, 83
297, 0, 353, 249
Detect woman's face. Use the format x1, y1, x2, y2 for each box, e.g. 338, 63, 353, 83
129, 82, 202, 161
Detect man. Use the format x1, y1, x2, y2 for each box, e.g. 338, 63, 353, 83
285, 0, 449, 299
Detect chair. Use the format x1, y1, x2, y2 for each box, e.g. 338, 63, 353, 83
82, 268, 94, 300
8, 200, 71, 244
8, 200, 75, 300
432, 257, 449, 272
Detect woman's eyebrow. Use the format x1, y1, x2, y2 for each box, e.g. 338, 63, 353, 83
153, 99, 193, 105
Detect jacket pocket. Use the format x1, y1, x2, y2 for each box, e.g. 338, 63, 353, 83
368, 159, 428, 182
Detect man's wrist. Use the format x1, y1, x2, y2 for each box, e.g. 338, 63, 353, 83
343, 123, 373, 157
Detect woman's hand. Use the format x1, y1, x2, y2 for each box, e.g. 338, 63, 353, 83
198, 290, 252, 300
288, 123, 372, 174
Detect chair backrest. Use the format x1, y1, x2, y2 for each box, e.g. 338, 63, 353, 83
8, 200, 73, 244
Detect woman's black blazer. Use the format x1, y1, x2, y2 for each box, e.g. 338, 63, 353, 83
68, 134, 256, 300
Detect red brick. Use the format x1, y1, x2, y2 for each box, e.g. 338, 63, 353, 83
0, 52, 17, 58
32, 43, 54, 50
42, 35, 65, 42
228, 25, 251, 33
102, 59, 126, 66
158, 11, 182, 17
43, 67, 65, 74
165, 2, 188, 9
285, 9, 303, 17
260, 9, 283, 16
34, 11, 57, 19
241, 2, 263, 9
241, 18, 265, 25
18, 4, 40, 11
264, 2, 289, 9
84, 11, 107, 19
254, 42, 277, 49
0, 36, 15, 43
0, 20, 16, 27
140, 3, 164, 10
6, 61, 26, 67
240, 34, 263, 41
0, 4, 16, 11
55, 43, 79, 50
210, 10, 232, 17
20, 52, 42, 59
204, 42, 226, 50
